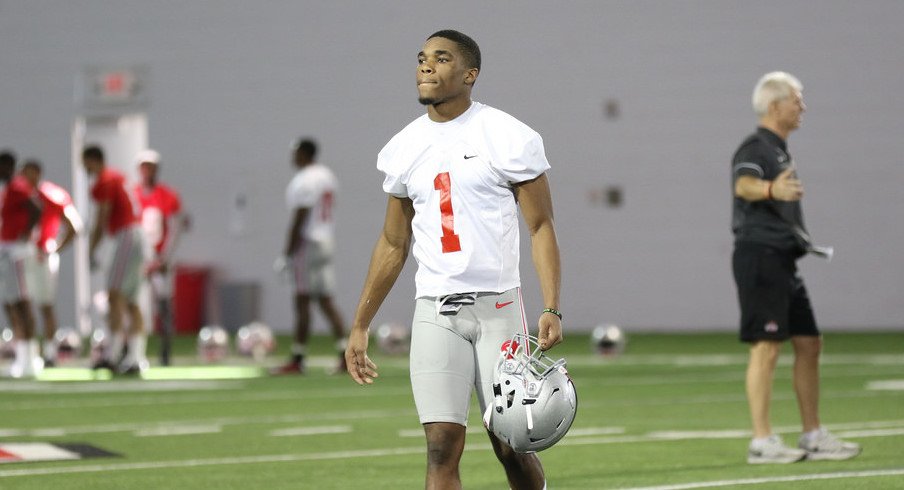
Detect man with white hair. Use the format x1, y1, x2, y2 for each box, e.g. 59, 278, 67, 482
133, 149, 186, 366
731, 72, 860, 464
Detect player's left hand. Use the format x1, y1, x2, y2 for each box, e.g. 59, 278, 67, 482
345, 327, 379, 385
538, 312, 563, 351
272, 256, 290, 273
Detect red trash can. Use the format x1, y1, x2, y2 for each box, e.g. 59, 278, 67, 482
173, 265, 211, 334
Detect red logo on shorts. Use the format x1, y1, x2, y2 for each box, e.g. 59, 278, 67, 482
764, 321, 779, 333
495, 301, 514, 309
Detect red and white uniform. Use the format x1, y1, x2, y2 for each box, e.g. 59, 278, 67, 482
26, 181, 77, 304
91, 168, 144, 301
285, 162, 338, 295
0, 176, 36, 302
378, 101, 551, 426
1, 176, 35, 242
92, 168, 137, 235
286, 163, 337, 244
133, 182, 181, 257
378, 101, 550, 298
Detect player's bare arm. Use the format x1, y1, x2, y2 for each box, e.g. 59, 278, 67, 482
513, 173, 562, 351
53, 206, 83, 254
157, 211, 186, 271
735, 168, 803, 202
346, 196, 414, 385
22, 198, 41, 241
283, 207, 309, 257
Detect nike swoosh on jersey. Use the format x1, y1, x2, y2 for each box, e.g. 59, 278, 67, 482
464, 154, 478, 159
495, 301, 514, 309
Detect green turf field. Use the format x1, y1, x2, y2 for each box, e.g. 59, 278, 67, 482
1, 332, 902, 489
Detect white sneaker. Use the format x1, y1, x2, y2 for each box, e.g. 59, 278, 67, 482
799, 427, 861, 461
748, 434, 807, 464
117, 357, 149, 375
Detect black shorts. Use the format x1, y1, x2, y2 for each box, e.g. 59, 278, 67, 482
732, 243, 819, 343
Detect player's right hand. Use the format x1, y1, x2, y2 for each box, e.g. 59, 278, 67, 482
771, 168, 803, 201
345, 327, 378, 385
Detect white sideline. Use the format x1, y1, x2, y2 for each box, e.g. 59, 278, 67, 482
613, 468, 904, 490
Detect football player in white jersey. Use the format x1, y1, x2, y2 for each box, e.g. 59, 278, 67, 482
346, 30, 562, 490
273, 138, 348, 375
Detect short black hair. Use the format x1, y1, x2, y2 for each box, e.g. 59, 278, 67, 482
0, 150, 16, 167
82, 145, 105, 161
427, 29, 481, 71
23, 159, 43, 173
293, 138, 318, 160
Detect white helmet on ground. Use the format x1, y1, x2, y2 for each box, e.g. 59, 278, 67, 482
483, 333, 577, 453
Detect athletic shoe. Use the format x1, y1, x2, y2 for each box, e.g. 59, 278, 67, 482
799, 428, 862, 461
118, 359, 149, 376
747, 435, 807, 464
270, 361, 304, 375
91, 359, 116, 371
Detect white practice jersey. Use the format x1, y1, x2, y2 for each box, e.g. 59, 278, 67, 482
285, 163, 338, 243
378, 101, 551, 298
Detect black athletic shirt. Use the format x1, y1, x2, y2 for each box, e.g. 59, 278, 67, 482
731, 127, 809, 255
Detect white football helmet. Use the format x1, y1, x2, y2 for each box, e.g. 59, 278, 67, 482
483, 333, 577, 453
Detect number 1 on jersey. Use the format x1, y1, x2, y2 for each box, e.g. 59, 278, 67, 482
433, 172, 462, 253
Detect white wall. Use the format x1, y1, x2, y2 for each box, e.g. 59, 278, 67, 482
1, 0, 902, 333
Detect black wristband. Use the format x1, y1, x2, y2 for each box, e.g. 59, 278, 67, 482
542, 308, 562, 320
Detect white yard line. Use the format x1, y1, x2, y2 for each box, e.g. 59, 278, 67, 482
269, 425, 352, 437
0, 386, 413, 411
613, 468, 904, 490
566, 353, 904, 367
866, 379, 904, 391
134, 425, 223, 437
0, 409, 416, 438
0, 447, 430, 478
0, 379, 243, 394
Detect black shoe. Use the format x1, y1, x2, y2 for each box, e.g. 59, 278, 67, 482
43, 358, 56, 368
119, 365, 142, 376
91, 359, 115, 371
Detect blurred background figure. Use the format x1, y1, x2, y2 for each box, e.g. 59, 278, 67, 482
731, 72, 860, 463
21, 160, 82, 367
0, 153, 42, 377
133, 149, 187, 366
83, 145, 148, 374
273, 138, 347, 375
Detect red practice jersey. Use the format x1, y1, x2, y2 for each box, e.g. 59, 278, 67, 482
133, 183, 181, 255
0, 175, 36, 241
91, 168, 137, 234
